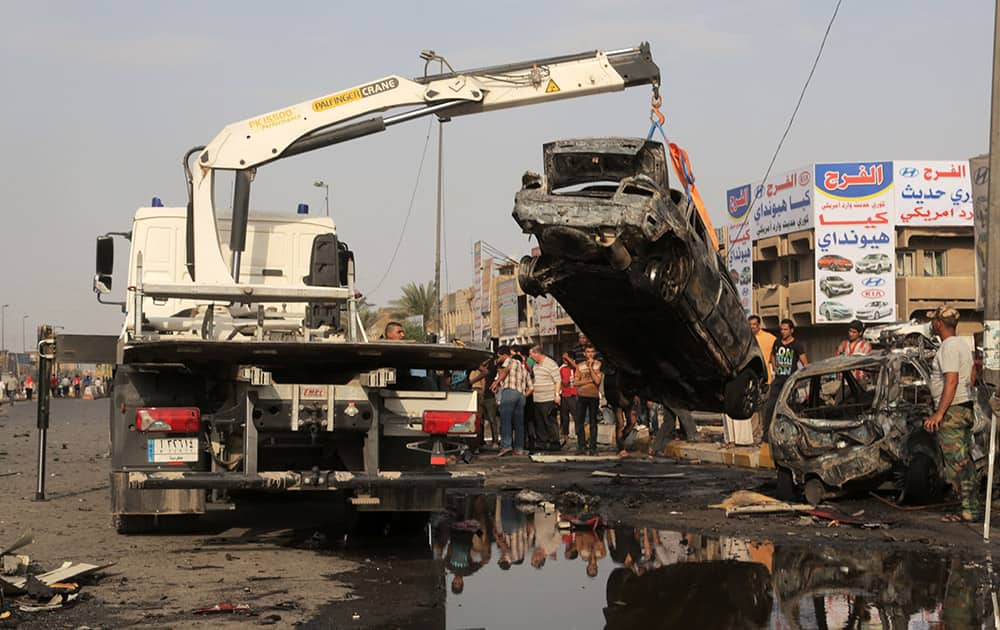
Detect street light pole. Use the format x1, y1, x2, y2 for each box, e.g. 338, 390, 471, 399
22, 315, 28, 354
313, 180, 330, 216
1, 304, 7, 374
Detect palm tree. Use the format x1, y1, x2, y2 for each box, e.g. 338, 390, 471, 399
391, 281, 436, 329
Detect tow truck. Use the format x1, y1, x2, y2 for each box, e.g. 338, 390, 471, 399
92, 44, 660, 532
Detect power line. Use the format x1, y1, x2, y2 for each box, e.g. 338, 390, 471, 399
371, 118, 435, 295
748, 0, 843, 212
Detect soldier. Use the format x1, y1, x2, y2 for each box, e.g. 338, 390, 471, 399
922, 306, 979, 523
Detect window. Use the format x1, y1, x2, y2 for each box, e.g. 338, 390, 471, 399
786, 366, 880, 419
923, 250, 945, 277
896, 250, 916, 277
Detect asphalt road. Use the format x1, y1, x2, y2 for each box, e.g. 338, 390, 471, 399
0, 398, 998, 629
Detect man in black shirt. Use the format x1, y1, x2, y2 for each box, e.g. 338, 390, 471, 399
762, 319, 808, 443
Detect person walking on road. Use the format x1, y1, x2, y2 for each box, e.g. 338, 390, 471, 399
492, 345, 530, 457
24, 375, 33, 401
574, 345, 603, 455
528, 346, 562, 452
762, 319, 808, 443
922, 306, 980, 523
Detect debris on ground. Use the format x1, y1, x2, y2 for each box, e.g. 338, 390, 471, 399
515, 489, 548, 504
804, 508, 889, 529
193, 602, 253, 615
558, 488, 601, 510
529, 454, 623, 463
591, 471, 685, 479
709, 490, 813, 517
0, 531, 111, 621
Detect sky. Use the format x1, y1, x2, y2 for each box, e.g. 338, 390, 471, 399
0, 0, 993, 336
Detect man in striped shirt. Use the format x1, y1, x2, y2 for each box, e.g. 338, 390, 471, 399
529, 345, 562, 451
492, 345, 530, 456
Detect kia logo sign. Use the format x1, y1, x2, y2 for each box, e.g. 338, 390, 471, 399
862, 276, 885, 287
861, 289, 885, 299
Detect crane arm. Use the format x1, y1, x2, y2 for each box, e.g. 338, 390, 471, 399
199, 44, 659, 171
185, 44, 659, 286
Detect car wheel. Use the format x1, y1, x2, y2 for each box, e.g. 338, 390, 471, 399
517, 256, 544, 296
803, 478, 827, 506
724, 368, 759, 420
645, 250, 689, 303
902, 453, 942, 505
776, 467, 799, 502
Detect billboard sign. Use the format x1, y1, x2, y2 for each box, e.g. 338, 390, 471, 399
895, 160, 974, 227
725, 185, 753, 313
753, 166, 814, 239
814, 161, 896, 324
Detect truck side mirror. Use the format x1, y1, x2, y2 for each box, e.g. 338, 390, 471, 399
93, 273, 112, 294
96, 236, 114, 277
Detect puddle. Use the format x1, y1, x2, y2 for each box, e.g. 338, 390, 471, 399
306, 494, 999, 629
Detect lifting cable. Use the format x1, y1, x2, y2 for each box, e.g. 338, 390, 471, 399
646, 88, 718, 250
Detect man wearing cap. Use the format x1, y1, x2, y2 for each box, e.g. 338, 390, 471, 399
922, 306, 979, 522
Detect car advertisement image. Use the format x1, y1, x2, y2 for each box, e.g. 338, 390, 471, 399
725, 184, 754, 313
814, 161, 896, 324
895, 160, 974, 227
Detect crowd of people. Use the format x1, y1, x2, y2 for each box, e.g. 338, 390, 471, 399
465, 333, 691, 458
1, 371, 107, 403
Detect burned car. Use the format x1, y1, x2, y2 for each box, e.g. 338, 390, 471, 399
770, 349, 990, 505
512, 137, 765, 419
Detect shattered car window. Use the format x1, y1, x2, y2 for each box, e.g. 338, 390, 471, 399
787, 367, 880, 419
899, 360, 933, 408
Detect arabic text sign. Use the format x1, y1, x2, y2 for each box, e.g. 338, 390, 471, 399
497, 278, 518, 337
814, 162, 896, 325
535, 295, 557, 336
895, 161, 974, 227
752, 166, 813, 239
725, 185, 753, 313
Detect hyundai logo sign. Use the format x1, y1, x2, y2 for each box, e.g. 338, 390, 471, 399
862, 276, 885, 287
862, 289, 886, 299
898, 167, 919, 178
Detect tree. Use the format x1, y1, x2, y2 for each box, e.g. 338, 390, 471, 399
390, 281, 436, 330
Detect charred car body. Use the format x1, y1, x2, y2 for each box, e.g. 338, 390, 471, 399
512, 137, 765, 419
770, 348, 990, 505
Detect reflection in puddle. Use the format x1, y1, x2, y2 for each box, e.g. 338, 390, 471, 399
429, 494, 996, 630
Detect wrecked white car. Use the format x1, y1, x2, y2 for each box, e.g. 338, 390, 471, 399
512, 137, 765, 419
770, 349, 991, 505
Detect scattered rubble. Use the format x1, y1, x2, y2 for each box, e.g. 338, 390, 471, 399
0, 531, 111, 621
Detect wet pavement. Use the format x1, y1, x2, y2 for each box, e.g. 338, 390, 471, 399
301, 494, 1000, 630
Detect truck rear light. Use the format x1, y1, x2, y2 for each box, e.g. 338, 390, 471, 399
422, 410, 479, 436
136, 407, 201, 433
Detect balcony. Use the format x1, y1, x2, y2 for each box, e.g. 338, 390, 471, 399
787, 280, 815, 327
754, 285, 786, 328
787, 230, 814, 255
895, 276, 976, 319
754, 236, 781, 261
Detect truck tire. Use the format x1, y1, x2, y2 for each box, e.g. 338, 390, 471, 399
903, 453, 942, 505
723, 368, 759, 420
517, 256, 544, 296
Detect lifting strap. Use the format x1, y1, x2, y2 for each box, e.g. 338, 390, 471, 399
646, 93, 718, 250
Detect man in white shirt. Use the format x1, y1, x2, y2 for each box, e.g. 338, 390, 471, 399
528, 346, 562, 451
922, 306, 979, 522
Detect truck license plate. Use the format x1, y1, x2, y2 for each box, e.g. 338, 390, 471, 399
148, 437, 199, 463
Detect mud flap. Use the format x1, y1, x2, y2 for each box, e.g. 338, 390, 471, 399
110, 471, 205, 516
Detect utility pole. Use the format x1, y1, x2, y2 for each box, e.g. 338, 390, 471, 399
1, 304, 7, 375
983, 0, 1000, 541
434, 116, 445, 337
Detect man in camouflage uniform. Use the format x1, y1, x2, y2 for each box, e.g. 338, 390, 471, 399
922, 306, 979, 522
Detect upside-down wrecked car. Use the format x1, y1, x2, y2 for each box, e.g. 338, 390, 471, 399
770, 347, 991, 505
512, 137, 765, 419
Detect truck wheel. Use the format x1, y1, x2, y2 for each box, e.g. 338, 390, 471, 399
113, 514, 155, 535
723, 368, 759, 420
903, 453, 942, 505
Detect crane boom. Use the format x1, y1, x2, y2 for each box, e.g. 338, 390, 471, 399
185, 44, 660, 285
